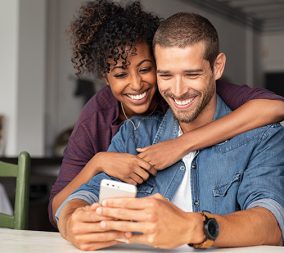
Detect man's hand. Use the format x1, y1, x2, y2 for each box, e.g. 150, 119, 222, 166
95, 194, 205, 249
58, 200, 128, 251
137, 137, 185, 170
97, 152, 156, 185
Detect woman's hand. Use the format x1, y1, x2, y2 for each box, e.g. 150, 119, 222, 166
96, 152, 156, 185
137, 137, 186, 171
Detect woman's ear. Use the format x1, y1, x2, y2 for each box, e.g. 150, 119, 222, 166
104, 77, 110, 86
213, 53, 226, 80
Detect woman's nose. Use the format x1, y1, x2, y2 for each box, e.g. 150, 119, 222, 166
129, 74, 142, 91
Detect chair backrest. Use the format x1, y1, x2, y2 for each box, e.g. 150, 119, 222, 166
0, 152, 31, 229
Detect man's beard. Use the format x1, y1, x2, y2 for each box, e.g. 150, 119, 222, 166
162, 83, 215, 123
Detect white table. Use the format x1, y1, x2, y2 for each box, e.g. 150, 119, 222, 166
0, 228, 283, 253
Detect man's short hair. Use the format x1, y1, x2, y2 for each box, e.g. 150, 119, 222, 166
153, 12, 219, 69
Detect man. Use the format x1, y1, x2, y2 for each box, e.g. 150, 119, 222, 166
57, 13, 284, 250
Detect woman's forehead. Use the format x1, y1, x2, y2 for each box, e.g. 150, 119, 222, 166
108, 42, 153, 67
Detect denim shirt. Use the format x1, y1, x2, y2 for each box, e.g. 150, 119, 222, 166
56, 96, 284, 239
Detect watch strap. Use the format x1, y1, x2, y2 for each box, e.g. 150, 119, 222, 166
190, 212, 217, 249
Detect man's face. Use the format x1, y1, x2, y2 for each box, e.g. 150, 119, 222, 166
155, 42, 221, 124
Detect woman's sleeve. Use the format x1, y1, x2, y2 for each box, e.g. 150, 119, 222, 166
216, 80, 284, 110
48, 122, 96, 228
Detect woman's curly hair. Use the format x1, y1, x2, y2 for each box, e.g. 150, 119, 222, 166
69, 0, 161, 77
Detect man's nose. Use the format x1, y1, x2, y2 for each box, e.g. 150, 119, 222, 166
172, 76, 186, 97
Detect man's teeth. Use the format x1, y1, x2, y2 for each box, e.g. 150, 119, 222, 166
128, 92, 147, 100
174, 98, 194, 106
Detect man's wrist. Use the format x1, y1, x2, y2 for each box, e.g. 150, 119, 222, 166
58, 211, 70, 239
183, 212, 206, 245
58, 199, 88, 239
189, 212, 219, 249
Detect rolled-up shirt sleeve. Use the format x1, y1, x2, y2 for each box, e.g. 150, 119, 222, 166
247, 198, 284, 241
55, 172, 115, 224
237, 124, 284, 242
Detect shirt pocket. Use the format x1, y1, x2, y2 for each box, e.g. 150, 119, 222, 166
213, 172, 242, 197
137, 181, 155, 197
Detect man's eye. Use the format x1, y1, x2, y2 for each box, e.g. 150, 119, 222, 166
158, 74, 172, 79
186, 74, 199, 78
113, 73, 127, 78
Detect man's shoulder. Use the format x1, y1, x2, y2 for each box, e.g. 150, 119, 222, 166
240, 122, 284, 140
215, 123, 284, 154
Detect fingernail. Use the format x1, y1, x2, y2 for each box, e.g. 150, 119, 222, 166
96, 207, 102, 214
91, 203, 98, 209
102, 200, 107, 206
116, 238, 129, 243
100, 221, 106, 228
125, 232, 132, 238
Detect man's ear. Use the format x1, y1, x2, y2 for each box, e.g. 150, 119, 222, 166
213, 53, 226, 80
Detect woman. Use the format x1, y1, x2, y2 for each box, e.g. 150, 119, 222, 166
49, 0, 284, 227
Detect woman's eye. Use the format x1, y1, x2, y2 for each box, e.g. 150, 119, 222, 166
113, 73, 127, 78
139, 67, 152, 73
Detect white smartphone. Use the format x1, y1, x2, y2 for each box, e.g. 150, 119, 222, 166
99, 179, 137, 204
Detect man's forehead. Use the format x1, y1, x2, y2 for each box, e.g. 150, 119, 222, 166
154, 43, 206, 63
154, 42, 206, 53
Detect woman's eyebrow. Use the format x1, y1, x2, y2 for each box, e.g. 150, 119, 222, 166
137, 59, 153, 67
111, 66, 125, 71
111, 59, 153, 71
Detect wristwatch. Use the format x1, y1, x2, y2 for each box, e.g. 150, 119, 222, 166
189, 212, 219, 249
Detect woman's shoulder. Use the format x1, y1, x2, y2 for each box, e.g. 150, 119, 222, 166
78, 86, 119, 122
87, 86, 117, 109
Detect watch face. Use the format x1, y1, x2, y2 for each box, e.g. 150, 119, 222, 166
206, 218, 219, 240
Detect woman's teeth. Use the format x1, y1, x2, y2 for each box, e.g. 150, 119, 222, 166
128, 91, 147, 100
174, 97, 194, 106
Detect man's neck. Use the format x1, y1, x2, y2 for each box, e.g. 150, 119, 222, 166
179, 94, 217, 133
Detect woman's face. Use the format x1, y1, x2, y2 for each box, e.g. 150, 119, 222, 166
105, 42, 157, 118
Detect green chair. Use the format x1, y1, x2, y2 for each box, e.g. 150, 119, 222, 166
0, 152, 31, 229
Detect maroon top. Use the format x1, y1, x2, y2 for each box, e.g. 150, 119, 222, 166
48, 80, 284, 228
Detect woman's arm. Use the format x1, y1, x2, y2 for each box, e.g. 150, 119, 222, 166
138, 97, 284, 170
216, 80, 284, 109
50, 87, 156, 227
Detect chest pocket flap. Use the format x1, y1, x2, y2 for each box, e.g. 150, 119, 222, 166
213, 173, 242, 197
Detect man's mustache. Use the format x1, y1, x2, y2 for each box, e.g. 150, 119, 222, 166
162, 89, 201, 100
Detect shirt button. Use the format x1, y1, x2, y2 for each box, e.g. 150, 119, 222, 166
191, 164, 196, 169
194, 200, 199, 206
180, 166, 185, 171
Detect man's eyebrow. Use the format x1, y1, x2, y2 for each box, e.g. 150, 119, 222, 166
157, 69, 203, 74
184, 69, 203, 73
157, 70, 171, 74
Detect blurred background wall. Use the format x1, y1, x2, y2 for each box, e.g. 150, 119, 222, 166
0, 0, 283, 157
